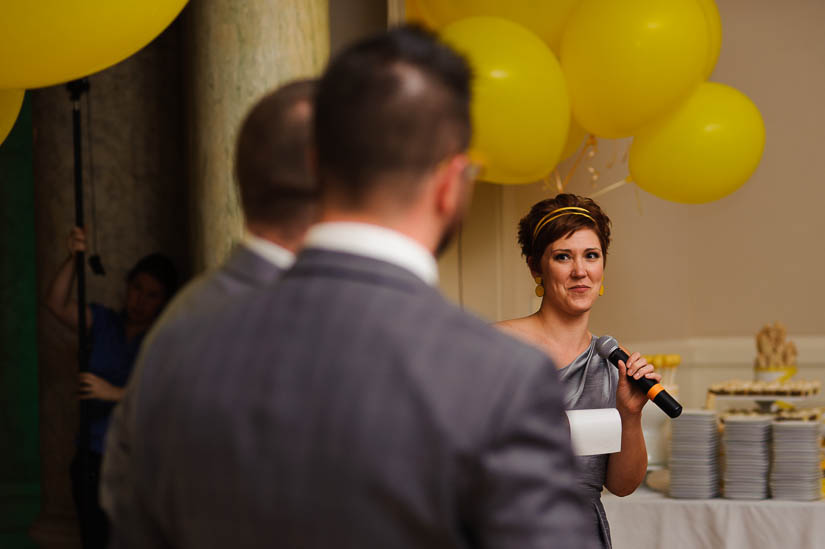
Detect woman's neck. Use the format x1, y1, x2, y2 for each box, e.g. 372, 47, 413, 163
533, 302, 592, 366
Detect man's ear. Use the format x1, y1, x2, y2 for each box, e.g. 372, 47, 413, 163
434, 154, 469, 217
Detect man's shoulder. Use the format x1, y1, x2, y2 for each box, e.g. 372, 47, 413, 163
162, 269, 225, 318
364, 287, 554, 378
448, 306, 552, 372
420, 295, 542, 350
279, 257, 550, 371
157, 249, 282, 326
224, 243, 287, 284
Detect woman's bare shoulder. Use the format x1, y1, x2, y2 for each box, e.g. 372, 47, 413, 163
494, 316, 540, 344
494, 316, 528, 330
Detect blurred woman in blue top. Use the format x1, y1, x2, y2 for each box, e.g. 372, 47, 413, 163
46, 226, 177, 549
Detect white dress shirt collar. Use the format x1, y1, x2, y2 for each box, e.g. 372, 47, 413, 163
303, 222, 438, 286
241, 232, 295, 269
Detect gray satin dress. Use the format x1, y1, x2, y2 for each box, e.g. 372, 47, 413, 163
557, 336, 619, 549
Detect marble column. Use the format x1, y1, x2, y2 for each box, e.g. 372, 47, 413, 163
185, 0, 330, 271
29, 22, 187, 549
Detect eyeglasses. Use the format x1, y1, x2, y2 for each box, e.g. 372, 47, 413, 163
461, 162, 483, 183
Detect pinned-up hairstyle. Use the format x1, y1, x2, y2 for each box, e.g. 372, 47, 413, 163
517, 193, 612, 272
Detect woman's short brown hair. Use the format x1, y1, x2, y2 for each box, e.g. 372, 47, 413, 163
517, 193, 612, 272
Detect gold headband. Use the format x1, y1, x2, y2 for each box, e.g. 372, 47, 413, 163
532, 207, 596, 241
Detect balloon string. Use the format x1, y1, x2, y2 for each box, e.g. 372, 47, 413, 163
562, 134, 598, 192
553, 169, 563, 192
588, 176, 631, 199
541, 170, 564, 193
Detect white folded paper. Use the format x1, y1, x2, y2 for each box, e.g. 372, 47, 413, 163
565, 408, 622, 456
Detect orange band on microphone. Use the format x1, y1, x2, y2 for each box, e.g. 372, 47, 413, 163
647, 383, 665, 400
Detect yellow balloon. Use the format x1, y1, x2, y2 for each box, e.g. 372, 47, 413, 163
560, 118, 589, 162
629, 83, 765, 204
0, 0, 188, 89
697, 0, 722, 79
0, 90, 24, 146
417, 0, 581, 53
561, 0, 709, 138
441, 17, 570, 184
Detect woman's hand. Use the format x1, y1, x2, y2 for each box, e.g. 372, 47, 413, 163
67, 226, 87, 254
79, 372, 124, 402
607, 351, 660, 495
46, 226, 93, 331
615, 352, 662, 416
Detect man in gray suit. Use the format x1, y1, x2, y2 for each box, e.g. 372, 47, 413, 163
100, 80, 317, 546
160, 78, 318, 323
103, 26, 597, 549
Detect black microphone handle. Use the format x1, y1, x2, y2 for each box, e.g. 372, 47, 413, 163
651, 390, 683, 419
607, 348, 683, 418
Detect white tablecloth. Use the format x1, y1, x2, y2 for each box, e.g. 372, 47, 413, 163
602, 486, 825, 549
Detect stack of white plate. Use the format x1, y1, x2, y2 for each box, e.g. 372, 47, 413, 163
669, 410, 720, 499
771, 421, 822, 501
722, 416, 772, 499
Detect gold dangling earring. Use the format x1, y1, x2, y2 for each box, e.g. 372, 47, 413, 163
534, 276, 545, 297
599, 274, 605, 296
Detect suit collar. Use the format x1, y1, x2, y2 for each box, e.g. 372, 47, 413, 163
288, 248, 434, 294
240, 232, 294, 269
303, 222, 438, 286
223, 244, 285, 287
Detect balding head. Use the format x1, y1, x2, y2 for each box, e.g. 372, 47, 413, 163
235, 79, 318, 240
314, 25, 472, 208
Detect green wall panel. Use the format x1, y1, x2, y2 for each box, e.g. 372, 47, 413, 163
0, 94, 41, 548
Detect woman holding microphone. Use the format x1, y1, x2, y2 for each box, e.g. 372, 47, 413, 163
497, 193, 660, 549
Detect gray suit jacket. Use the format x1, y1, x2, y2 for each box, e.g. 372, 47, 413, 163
158, 243, 286, 327
103, 249, 597, 549
102, 243, 285, 545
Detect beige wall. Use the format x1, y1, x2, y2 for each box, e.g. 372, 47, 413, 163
442, 0, 825, 341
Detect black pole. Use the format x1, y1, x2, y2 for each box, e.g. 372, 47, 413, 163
68, 79, 89, 367
67, 77, 92, 545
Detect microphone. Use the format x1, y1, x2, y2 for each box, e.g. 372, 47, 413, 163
595, 335, 683, 418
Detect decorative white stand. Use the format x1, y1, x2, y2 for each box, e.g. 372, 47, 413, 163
707, 394, 815, 414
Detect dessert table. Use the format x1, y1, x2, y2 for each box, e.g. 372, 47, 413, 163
602, 486, 825, 549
